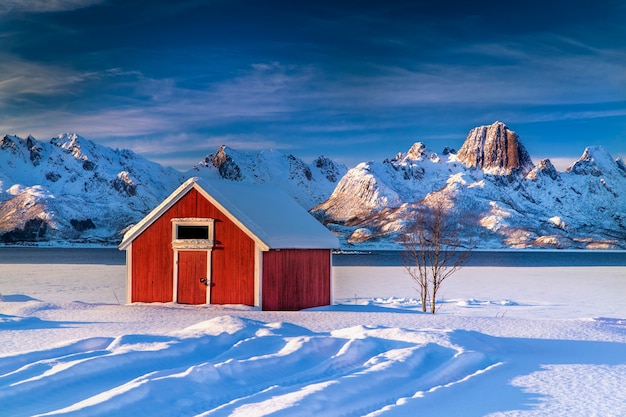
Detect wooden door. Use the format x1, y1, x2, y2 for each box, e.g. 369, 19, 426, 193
177, 251, 208, 304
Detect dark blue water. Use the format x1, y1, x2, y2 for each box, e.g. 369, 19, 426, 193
332, 250, 626, 267
0, 248, 126, 265
0, 248, 624, 267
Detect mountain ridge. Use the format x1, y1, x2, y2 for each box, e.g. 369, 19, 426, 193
0, 122, 624, 249
189, 145, 347, 210
0, 133, 186, 244
312, 122, 626, 249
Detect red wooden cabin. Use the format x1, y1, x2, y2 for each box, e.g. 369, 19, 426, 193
118, 178, 339, 310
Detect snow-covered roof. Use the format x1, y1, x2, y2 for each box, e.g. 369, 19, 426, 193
119, 177, 339, 250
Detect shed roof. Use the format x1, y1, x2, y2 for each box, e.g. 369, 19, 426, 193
118, 177, 339, 251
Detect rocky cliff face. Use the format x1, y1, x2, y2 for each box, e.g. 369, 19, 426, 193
204, 145, 243, 181
457, 121, 535, 176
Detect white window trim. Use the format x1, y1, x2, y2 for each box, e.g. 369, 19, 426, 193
171, 218, 215, 250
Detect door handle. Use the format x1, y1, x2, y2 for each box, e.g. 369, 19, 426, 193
200, 277, 214, 287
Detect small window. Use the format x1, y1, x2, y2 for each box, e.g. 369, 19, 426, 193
171, 218, 214, 250
177, 225, 209, 240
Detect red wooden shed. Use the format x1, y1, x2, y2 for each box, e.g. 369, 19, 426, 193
118, 178, 339, 310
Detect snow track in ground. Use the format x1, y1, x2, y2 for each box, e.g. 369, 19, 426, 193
0, 317, 495, 417
1, 261, 625, 415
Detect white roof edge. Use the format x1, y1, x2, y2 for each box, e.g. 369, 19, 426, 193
118, 178, 272, 251
119, 178, 339, 251
118, 178, 197, 250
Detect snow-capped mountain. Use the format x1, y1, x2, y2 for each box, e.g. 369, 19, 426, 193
0, 133, 185, 244
189, 145, 347, 210
313, 122, 626, 249
0, 122, 624, 249
0, 136, 345, 246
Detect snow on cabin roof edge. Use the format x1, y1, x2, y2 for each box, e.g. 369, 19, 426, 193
118, 178, 197, 250
119, 177, 340, 250
195, 178, 340, 250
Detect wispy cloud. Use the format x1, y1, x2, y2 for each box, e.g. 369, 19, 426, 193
2, 48, 622, 172
0, 0, 104, 14
0, 0, 622, 172
0, 55, 139, 107
0, 56, 77, 101
106, 132, 288, 156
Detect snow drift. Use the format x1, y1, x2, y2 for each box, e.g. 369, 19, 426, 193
0, 257, 625, 416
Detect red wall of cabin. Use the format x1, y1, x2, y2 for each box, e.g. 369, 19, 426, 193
131, 188, 255, 305
261, 249, 331, 311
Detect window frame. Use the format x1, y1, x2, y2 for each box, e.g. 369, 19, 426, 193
171, 218, 215, 250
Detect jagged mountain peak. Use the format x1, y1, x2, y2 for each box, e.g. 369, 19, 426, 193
566, 145, 622, 177
0, 134, 44, 166
578, 145, 616, 166
1, 134, 28, 149
52, 132, 86, 148
527, 158, 560, 181
203, 145, 242, 181
313, 155, 344, 182
581, 145, 609, 158
404, 142, 427, 161
386, 142, 447, 170
457, 121, 534, 176
51, 133, 93, 161
192, 144, 347, 210
313, 122, 625, 249
0, 134, 43, 151
0, 135, 18, 152
0, 133, 186, 244
0, 125, 623, 250
388, 142, 430, 164
1, 134, 20, 142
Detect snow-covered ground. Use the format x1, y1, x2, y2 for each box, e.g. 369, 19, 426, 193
0, 260, 625, 416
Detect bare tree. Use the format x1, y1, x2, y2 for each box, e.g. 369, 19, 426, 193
401, 199, 471, 313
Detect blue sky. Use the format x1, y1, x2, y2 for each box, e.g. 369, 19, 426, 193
0, 0, 624, 171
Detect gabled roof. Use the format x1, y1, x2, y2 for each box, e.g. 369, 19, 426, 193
118, 177, 339, 251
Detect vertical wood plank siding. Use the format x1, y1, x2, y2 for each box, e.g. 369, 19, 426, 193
177, 251, 207, 304
262, 249, 331, 310
131, 188, 255, 305
195, 190, 255, 306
